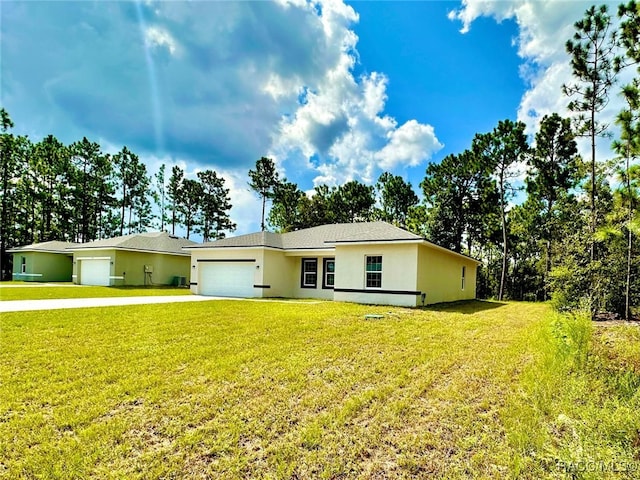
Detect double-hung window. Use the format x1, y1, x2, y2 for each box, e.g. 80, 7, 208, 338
21, 257, 26, 274
461, 266, 466, 290
323, 258, 335, 289
365, 255, 382, 288
301, 258, 317, 288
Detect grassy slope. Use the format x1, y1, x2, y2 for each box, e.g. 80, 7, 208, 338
0, 301, 638, 479
0, 285, 191, 301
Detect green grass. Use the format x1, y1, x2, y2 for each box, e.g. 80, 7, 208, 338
0, 284, 191, 301
0, 300, 638, 479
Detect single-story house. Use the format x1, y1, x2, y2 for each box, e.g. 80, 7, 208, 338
186, 222, 481, 307
8, 241, 78, 282
70, 232, 197, 286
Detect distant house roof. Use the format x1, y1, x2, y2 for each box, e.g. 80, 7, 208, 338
7, 240, 79, 254
191, 222, 421, 250
70, 232, 197, 256
187, 222, 481, 264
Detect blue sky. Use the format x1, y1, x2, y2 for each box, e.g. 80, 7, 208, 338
1, 0, 626, 237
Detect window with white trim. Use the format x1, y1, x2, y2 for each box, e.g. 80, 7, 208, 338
21, 257, 26, 273
301, 258, 317, 288
323, 258, 335, 289
461, 266, 466, 290
365, 255, 382, 288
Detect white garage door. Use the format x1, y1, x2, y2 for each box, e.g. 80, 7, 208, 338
80, 259, 111, 286
199, 262, 255, 297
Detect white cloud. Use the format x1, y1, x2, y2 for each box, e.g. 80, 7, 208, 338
450, 0, 631, 162
144, 26, 179, 56
376, 120, 442, 171
3, 0, 443, 234
270, 24, 443, 187
448, 0, 518, 34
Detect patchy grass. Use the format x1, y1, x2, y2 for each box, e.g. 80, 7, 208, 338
0, 301, 638, 478
0, 285, 190, 301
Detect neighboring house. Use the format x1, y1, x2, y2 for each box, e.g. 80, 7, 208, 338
8, 241, 78, 282
186, 222, 481, 307
70, 232, 197, 286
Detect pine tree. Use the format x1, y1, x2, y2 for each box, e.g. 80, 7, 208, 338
563, 4, 618, 261
248, 157, 279, 231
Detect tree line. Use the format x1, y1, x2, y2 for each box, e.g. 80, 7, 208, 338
1, 3, 637, 319
248, 156, 418, 233
0, 115, 235, 279
251, 2, 639, 319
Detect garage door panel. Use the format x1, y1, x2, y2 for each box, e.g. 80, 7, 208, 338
80, 259, 110, 286
199, 262, 255, 297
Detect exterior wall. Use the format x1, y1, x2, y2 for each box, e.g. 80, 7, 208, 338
416, 244, 477, 304
11, 252, 73, 282
114, 251, 191, 286
189, 247, 265, 297
289, 255, 335, 300
188, 242, 478, 306
261, 249, 295, 298
73, 249, 190, 286
189, 248, 336, 300
333, 243, 420, 307
72, 249, 115, 285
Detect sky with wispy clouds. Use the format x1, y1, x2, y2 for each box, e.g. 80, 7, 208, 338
1, 0, 630, 237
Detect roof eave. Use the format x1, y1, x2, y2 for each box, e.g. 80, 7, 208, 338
283, 247, 335, 256
185, 245, 284, 251
7, 248, 73, 254
419, 240, 483, 264
70, 246, 190, 256
327, 238, 423, 246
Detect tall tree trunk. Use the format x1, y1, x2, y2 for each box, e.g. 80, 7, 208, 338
120, 183, 126, 236
499, 208, 508, 301
625, 150, 632, 321
590, 106, 596, 263
544, 200, 554, 300
588, 102, 598, 320
626, 220, 632, 321
160, 191, 165, 231
261, 194, 266, 231
498, 175, 507, 301
81, 161, 88, 243
455, 201, 463, 253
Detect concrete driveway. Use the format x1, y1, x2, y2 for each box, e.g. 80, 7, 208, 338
0, 295, 223, 313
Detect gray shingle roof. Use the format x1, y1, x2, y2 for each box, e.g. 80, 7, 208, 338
70, 232, 197, 255
7, 241, 79, 254
190, 222, 422, 250
190, 231, 284, 249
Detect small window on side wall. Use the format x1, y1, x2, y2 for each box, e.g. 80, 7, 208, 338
21, 257, 26, 274
323, 258, 335, 289
462, 266, 466, 290
365, 255, 382, 288
301, 258, 317, 288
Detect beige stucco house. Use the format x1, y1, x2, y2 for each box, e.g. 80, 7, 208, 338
186, 222, 480, 307
70, 232, 196, 286
8, 241, 78, 282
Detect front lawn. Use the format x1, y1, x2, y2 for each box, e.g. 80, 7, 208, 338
0, 301, 638, 478
0, 284, 191, 301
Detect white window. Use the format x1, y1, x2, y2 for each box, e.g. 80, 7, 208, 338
462, 266, 466, 290
323, 258, 335, 289
301, 258, 317, 288
365, 255, 382, 288
21, 257, 26, 273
